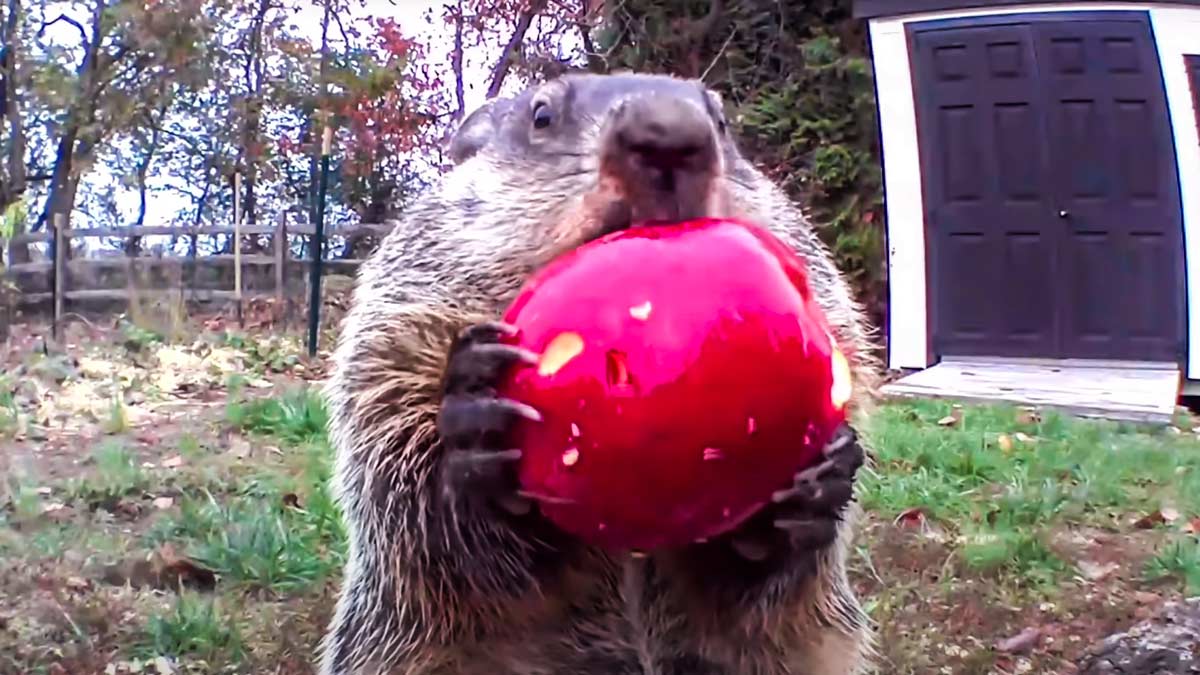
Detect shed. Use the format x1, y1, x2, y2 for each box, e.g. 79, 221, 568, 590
854, 0, 1200, 422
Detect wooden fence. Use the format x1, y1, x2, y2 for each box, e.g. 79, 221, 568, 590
4, 216, 397, 311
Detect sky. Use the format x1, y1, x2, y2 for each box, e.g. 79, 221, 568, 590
37, 0, 501, 234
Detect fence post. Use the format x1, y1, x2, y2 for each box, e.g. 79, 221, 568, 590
274, 213, 286, 306
52, 213, 65, 340
234, 172, 243, 328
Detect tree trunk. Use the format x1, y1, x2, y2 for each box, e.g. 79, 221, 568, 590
39, 0, 106, 236
3, 0, 28, 263
451, 0, 465, 120
240, 0, 270, 240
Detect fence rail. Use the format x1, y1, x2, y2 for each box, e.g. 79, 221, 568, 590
4, 217, 398, 317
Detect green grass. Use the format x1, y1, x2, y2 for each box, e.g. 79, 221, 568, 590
137, 592, 245, 665
0, 374, 18, 436
1144, 537, 1200, 595
860, 400, 1200, 520
66, 441, 149, 504
225, 385, 330, 445
147, 389, 345, 595
146, 488, 343, 594
858, 399, 1200, 586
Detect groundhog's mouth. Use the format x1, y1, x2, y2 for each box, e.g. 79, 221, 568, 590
590, 194, 710, 242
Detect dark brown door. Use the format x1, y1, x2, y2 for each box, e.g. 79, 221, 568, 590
908, 11, 1186, 363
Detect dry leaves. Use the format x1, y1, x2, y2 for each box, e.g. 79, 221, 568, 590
160, 455, 183, 469
995, 627, 1041, 654
933, 405, 965, 427
1077, 560, 1120, 582
1015, 408, 1042, 425
1134, 507, 1182, 529
893, 507, 928, 529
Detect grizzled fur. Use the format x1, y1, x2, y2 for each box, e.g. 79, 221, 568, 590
317, 71, 882, 675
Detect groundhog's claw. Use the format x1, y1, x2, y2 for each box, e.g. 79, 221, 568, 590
724, 424, 864, 566
437, 320, 541, 518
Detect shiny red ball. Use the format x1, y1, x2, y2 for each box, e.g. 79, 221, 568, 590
497, 218, 851, 551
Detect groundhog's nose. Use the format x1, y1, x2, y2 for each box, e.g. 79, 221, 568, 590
610, 96, 719, 181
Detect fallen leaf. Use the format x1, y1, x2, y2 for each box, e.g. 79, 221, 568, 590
152, 497, 174, 510
995, 627, 1041, 654
1015, 408, 1042, 425
1077, 560, 1119, 581
229, 437, 251, 458
152, 543, 216, 589
42, 502, 67, 514
893, 507, 928, 529
115, 499, 142, 518
1161, 507, 1181, 523
161, 455, 184, 469
1133, 591, 1162, 605
36, 486, 52, 495
1134, 510, 1167, 529
1182, 517, 1200, 534
65, 576, 91, 591
937, 415, 959, 427
153, 656, 174, 674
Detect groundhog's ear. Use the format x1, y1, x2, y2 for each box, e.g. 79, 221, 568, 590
448, 100, 503, 164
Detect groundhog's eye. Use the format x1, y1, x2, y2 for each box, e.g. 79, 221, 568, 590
532, 102, 554, 129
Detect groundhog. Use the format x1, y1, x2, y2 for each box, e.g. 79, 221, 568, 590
317, 71, 882, 675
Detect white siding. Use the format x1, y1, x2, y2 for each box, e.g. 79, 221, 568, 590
869, 2, 1200, 378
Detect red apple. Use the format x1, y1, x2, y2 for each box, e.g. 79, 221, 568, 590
496, 218, 852, 551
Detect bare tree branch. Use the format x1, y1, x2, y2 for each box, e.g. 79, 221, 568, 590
38, 13, 89, 43
485, 0, 549, 99
451, 0, 466, 120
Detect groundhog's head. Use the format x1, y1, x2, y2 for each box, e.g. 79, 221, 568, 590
438, 71, 759, 279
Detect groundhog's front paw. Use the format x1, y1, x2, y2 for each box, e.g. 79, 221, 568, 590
722, 424, 865, 565
437, 321, 541, 517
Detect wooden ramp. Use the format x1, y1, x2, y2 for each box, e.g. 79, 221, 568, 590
880, 358, 1182, 424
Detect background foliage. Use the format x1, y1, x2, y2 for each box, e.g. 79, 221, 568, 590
597, 0, 885, 325
1, 0, 886, 325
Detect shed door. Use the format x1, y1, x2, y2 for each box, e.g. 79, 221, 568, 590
909, 12, 1186, 363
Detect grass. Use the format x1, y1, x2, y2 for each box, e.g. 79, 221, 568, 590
146, 486, 343, 595
137, 591, 245, 666
7, 311, 1200, 673
66, 441, 149, 505
225, 385, 330, 446
858, 399, 1200, 588
0, 374, 18, 436
1144, 537, 1200, 595
142, 385, 345, 595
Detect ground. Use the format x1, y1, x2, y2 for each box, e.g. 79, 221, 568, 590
1, 310, 1198, 675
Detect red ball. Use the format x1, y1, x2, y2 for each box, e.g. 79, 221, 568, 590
497, 218, 852, 551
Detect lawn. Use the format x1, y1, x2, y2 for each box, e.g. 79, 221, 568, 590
1, 316, 1198, 674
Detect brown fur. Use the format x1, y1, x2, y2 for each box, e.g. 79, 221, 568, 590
317, 71, 881, 675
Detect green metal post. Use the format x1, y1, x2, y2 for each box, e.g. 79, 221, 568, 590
308, 126, 332, 357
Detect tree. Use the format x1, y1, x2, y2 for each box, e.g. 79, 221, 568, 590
596, 0, 886, 325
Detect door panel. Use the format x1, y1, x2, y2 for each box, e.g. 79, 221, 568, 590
909, 11, 1186, 362
911, 24, 1058, 357
1035, 18, 1185, 361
